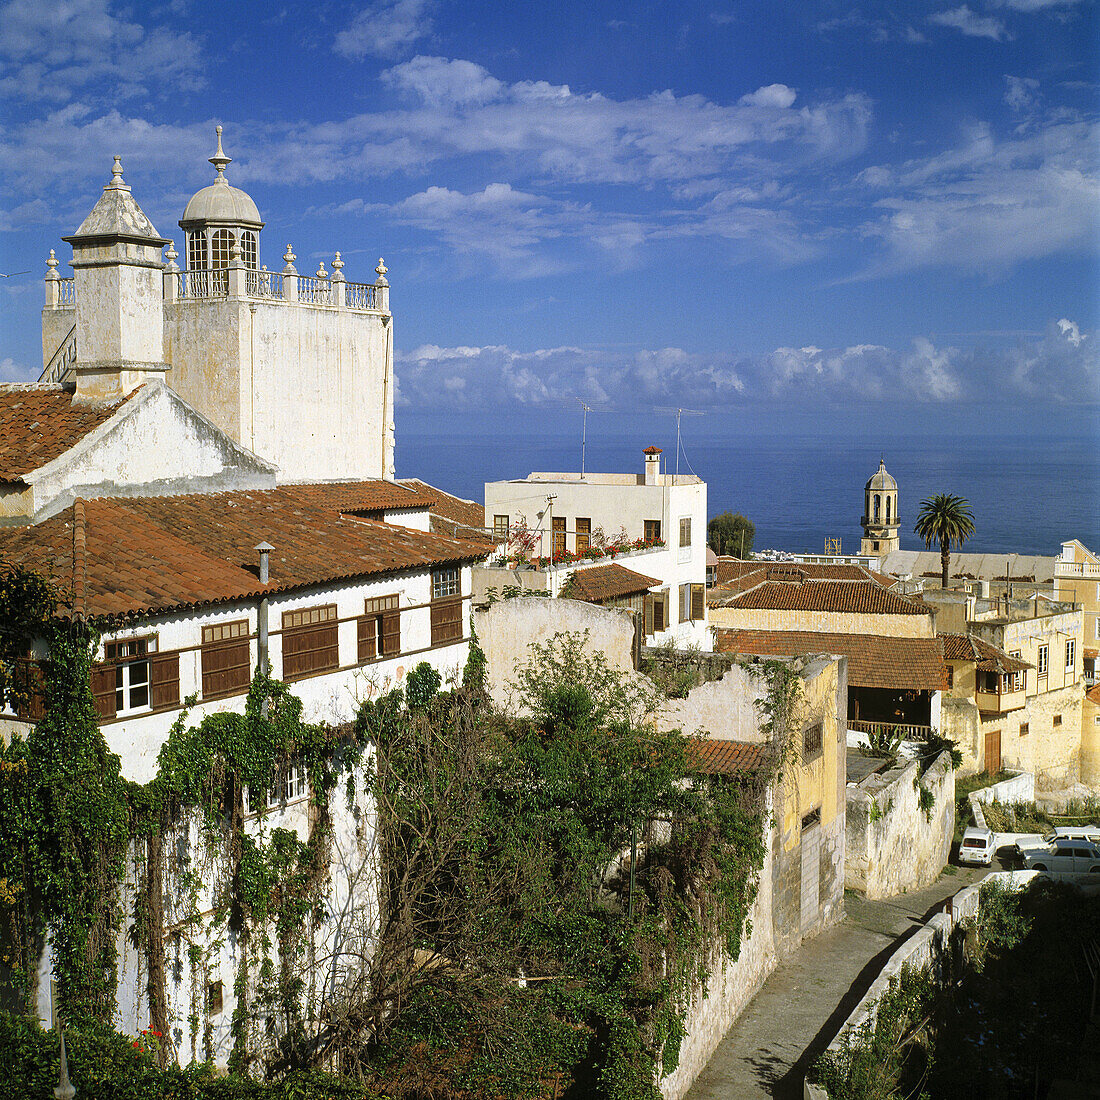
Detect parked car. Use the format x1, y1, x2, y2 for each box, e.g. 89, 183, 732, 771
959, 826, 995, 866
1044, 826, 1100, 845
1016, 838, 1100, 874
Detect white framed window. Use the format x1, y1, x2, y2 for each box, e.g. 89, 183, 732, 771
1066, 639, 1076, 671
187, 231, 208, 271
1009, 651, 1025, 692
1037, 644, 1048, 677
240, 231, 257, 270
432, 566, 460, 599
1095, 615, 1100, 640
679, 583, 691, 623
104, 637, 156, 714
246, 756, 307, 813
493, 515, 509, 541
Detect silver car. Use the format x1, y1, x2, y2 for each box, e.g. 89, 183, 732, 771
1018, 838, 1100, 874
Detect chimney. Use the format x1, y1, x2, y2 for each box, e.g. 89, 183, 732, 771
643, 446, 662, 487
63, 157, 170, 401
255, 541, 274, 583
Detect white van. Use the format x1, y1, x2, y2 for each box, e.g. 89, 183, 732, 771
959, 826, 995, 866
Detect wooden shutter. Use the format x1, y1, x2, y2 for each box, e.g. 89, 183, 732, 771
357, 616, 377, 663
644, 594, 654, 636
382, 609, 401, 655
282, 606, 339, 680
150, 652, 180, 710
202, 635, 251, 699
91, 664, 116, 721
430, 598, 463, 645
691, 584, 705, 621
653, 592, 666, 633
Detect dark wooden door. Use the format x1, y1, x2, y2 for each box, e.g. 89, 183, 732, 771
985, 729, 1001, 775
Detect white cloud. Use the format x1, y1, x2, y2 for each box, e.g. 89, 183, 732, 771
333, 0, 434, 60
738, 84, 797, 109
394, 323, 1098, 411
0, 0, 203, 102
929, 5, 1012, 39
0, 356, 34, 383
383, 54, 502, 105
1004, 74, 1040, 111
993, 0, 1086, 9
856, 116, 1100, 274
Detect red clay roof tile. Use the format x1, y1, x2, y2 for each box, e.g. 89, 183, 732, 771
0, 385, 138, 481
0, 486, 490, 619
566, 562, 660, 603
716, 628, 948, 691
687, 738, 770, 775
709, 577, 928, 615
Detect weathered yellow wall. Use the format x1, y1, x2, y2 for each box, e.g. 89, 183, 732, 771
708, 605, 934, 639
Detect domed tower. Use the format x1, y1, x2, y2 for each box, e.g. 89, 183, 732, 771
860, 457, 900, 556
179, 127, 263, 277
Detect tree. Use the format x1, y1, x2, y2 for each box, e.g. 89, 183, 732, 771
707, 512, 755, 558
914, 493, 976, 589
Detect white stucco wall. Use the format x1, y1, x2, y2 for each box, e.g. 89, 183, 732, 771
164, 295, 393, 483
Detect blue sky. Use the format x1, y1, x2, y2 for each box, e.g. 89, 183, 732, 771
0, 0, 1097, 432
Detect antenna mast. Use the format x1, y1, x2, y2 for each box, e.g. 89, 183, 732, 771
578, 399, 591, 480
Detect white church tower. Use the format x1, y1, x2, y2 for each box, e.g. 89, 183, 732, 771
41, 129, 396, 483
860, 457, 900, 556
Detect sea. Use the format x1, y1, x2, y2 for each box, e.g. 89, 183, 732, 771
397, 411, 1100, 558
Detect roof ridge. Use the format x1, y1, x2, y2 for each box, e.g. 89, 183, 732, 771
71, 497, 87, 620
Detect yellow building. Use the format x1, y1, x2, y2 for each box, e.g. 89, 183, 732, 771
1054, 540, 1100, 689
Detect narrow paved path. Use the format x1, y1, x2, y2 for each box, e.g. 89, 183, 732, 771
684, 863, 989, 1100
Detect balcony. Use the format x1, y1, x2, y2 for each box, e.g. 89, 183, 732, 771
975, 686, 1026, 715
848, 718, 933, 741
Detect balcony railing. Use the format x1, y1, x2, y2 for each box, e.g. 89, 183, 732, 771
848, 718, 933, 740
1056, 561, 1100, 577
57, 278, 75, 306
172, 269, 384, 310
38, 323, 77, 385
245, 268, 284, 298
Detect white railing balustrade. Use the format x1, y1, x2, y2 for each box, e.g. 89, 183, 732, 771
57, 278, 75, 306
176, 269, 229, 298
39, 324, 77, 385
344, 281, 381, 310
296, 276, 331, 305
246, 269, 283, 298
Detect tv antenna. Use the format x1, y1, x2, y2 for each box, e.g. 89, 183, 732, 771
655, 406, 704, 479
577, 398, 592, 480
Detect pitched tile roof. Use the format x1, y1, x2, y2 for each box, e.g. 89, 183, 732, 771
565, 562, 660, 603
1087, 683, 1100, 706
709, 577, 929, 615
715, 628, 949, 691
276, 480, 433, 513
712, 559, 897, 587
940, 633, 1032, 673
0, 385, 138, 481
687, 738, 770, 775
398, 478, 485, 530
0, 487, 490, 619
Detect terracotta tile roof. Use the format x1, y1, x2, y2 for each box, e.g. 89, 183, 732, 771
0, 487, 490, 619
1085, 648, 1098, 661
1087, 683, 1100, 706
940, 633, 1032, 673
715, 628, 949, 691
710, 577, 928, 615
276, 480, 433, 513
565, 562, 660, 603
398, 478, 486, 530
712, 559, 894, 587
687, 738, 770, 775
0, 385, 139, 481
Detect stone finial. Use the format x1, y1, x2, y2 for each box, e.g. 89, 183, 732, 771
332, 251, 344, 274
210, 125, 232, 178
164, 240, 179, 272
282, 244, 297, 275
106, 155, 129, 191
374, 257, 388, 286
46, 249, 59, 278
229, 236, 243, 264
316, 261, 328, 279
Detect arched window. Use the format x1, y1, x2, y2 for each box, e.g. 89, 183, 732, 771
240, 232, 257, 270
886, 497, 892, 523
873, 494, 880, 522
211, 229, 233, 269
187, 232, 208, 271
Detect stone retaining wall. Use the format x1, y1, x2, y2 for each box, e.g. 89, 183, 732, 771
972, 770, 1035, 806
845, 751, 955, 899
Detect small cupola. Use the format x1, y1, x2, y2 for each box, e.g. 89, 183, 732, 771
179, 127, 264, 272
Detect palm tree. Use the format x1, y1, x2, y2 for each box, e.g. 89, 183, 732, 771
914, 493, 976, 589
